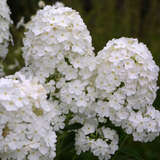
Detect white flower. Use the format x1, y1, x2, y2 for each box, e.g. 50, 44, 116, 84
81, 119, 98, 135
68, 80, 85, 95
38, 0, 45, 8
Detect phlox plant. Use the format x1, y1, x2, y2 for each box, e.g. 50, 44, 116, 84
0, 1, 159, 160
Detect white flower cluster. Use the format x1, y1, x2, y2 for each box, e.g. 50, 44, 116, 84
22, 3, 119, 159
23, 3, 94, 83
75, 120, 119, 160
0, 2, 159, 160
22, 2, 97, 130
0, 0, 12, 58
21, 3, 160, 160
0, 70, 60, 160
95, 37, 160, 142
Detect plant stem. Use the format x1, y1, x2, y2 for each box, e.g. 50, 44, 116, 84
111, 135, 129, 160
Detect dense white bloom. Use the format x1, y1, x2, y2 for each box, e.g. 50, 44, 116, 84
23, 3, 94, 82
13, 2, 160, 159
0, 71, 59, 160
122, 106, 160, 142
22, 3, 97, 124
75, 126, 119, 160
95, 37, 160, 142
0, 0, 12, 58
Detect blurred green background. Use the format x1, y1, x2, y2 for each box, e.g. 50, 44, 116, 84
5, 0, 160, 159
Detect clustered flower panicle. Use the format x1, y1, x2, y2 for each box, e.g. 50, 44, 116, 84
0, 2, 159, 160
23, 3, 95, 83
0, 71, 59, 160
95, 38, 160, 142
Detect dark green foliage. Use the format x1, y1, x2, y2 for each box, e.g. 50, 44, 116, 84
5, 0, 160, 159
